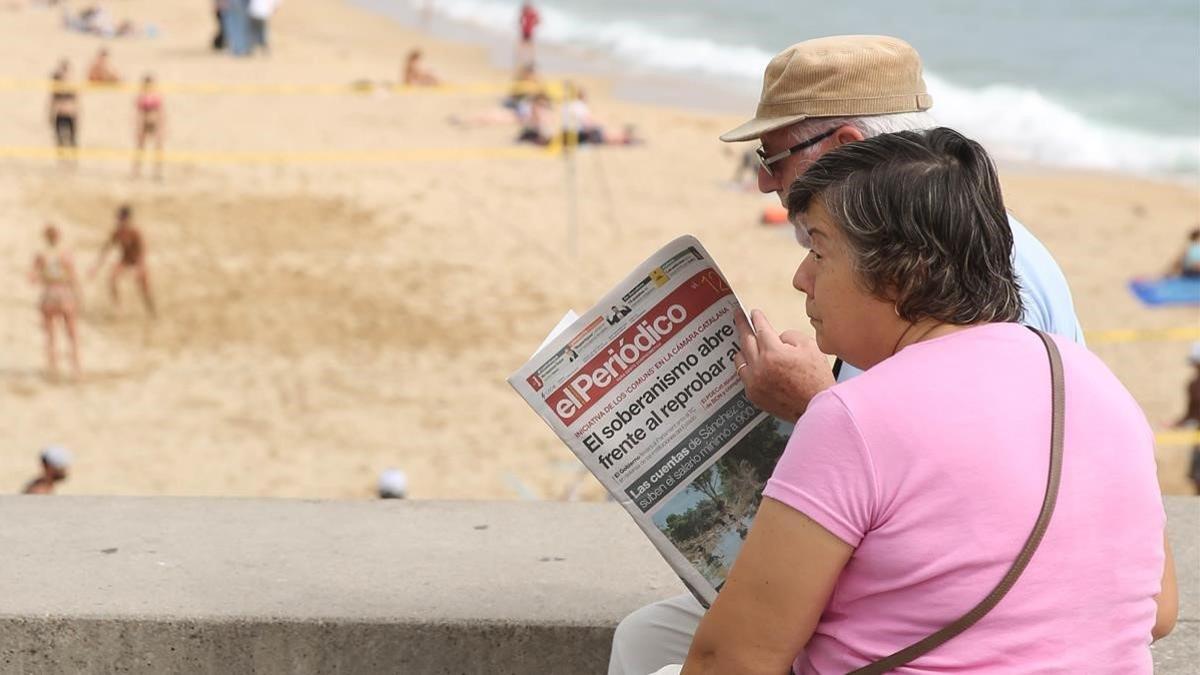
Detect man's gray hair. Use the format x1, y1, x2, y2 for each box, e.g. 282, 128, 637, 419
786, 112, 938, 149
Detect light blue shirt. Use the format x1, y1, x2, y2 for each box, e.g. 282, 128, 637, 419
838, 213, 1084, 381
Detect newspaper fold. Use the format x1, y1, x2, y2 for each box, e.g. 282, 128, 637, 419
508, 235, 793, 606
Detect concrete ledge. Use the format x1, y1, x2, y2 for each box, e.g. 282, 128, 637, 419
0, 496, 1194, 674
0, 497, 684, 674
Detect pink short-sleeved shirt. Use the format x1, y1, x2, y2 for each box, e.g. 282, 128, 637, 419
763, 323, 1164, 674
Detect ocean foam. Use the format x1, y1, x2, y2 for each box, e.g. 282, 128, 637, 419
413, 0, 1200, 176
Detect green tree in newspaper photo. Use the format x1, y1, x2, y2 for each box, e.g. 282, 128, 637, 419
650, 416, 793, 588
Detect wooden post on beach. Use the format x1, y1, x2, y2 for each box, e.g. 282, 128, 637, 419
562, 81, 580, 257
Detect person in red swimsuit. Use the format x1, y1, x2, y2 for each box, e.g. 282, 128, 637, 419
132, 74, 165, 179
516, 2, 540, 68
92, 203, 156, 317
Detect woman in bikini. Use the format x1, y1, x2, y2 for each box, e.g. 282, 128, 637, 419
30, 224, 82, 379
47, 64, 79, 166
92, 204, 156, 317
132, 74, 165, 179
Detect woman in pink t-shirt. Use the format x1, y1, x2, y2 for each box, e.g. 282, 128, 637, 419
682, 128, 1178, 674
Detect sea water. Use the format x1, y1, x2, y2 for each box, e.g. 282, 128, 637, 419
361, 0, 1200, 177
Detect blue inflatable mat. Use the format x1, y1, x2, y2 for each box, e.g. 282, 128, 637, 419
1128, 277, 1200, 307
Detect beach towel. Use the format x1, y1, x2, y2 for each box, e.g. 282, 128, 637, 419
1128, 276, 1200, 307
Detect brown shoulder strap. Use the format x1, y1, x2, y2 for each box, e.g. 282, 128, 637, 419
848, 327, 1065, 675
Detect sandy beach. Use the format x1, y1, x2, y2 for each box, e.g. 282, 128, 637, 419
0, 0, 1197, 500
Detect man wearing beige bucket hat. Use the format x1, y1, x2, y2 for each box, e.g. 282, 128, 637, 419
608, 35, 1085, 675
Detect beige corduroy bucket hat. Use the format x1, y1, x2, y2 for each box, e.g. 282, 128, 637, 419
720, 35, 933, 143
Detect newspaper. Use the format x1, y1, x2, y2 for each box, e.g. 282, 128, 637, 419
508, 235, 793, 606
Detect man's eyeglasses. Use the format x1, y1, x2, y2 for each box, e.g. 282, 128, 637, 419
755, 127, 838, 177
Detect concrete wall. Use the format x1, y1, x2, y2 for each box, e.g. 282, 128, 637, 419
0, 496, 1194, 674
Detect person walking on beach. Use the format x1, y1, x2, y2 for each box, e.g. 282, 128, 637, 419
608, 35, 1087, 675
23, 446, 72, 494
47, 63, 79, 166
132, 74, 165, 179
516, 2, 539, 68
30, 224, 82, 379
92, 204, 156, 317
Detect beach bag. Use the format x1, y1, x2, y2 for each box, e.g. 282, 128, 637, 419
846, 326, 1066, 674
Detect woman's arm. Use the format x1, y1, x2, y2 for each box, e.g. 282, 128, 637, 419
1153, 531, 1178, 642
682, 497, 853, 675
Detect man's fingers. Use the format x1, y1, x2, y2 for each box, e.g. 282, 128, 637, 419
778, 330, 809, 347
734, 309, 759, 362
750, 309, 782, 349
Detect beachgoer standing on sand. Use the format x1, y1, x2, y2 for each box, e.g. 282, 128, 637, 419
31, 224, 82, 379
23, 446, 72, 495
132, 74, 165, 179
517, 2, 539, 68
1174, 343, 1200, 493
47, 64, 79, 166
92, 204, 156, 317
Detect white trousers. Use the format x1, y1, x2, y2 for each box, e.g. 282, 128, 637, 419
607, 593, 706, 675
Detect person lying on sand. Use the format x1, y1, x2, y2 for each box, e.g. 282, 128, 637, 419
561, 86, 641, 146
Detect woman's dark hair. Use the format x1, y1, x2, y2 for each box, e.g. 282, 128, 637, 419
788, 127, 1023, 325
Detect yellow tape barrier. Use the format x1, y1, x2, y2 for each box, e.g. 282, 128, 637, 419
0, 144, 559, 165
1156, 429, 1200, 447
1086, 326, 1200, 344
0, 78, 565, 98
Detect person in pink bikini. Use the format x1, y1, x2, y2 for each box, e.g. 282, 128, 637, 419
132, 74, 165, 179
677, 128, 1177, 673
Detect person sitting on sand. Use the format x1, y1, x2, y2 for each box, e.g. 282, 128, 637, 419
1167, 228, 1200, 278
447, 64, 544, 129
92, 204, 156, 317
23, 445, 72, 494
31, 223, 82, 379
515, 92, 552, 145
402, 49, 439, 87
86, 47, 120, 84
132, 74, 165, 179
47, 65, 79, 165
378, 468, 408, 499
561, 86, 641, 146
